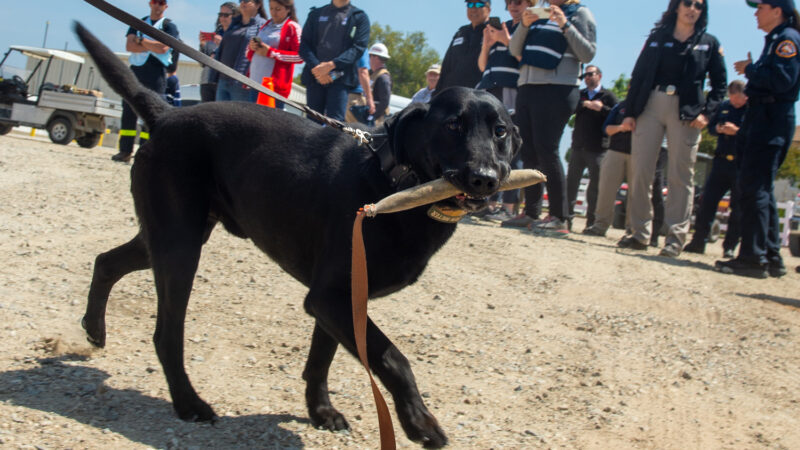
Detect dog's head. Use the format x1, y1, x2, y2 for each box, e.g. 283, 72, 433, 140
386, 87, 521, 212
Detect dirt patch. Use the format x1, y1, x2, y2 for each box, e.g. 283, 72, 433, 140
1, 132, 799, 449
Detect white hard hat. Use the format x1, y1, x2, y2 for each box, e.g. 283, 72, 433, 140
368, 43, 391, 59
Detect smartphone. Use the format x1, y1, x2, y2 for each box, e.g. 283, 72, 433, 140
526, 6, 551, 17
200, 31, 216, 42
251, 36, 262, 44
488, 16, 503, 30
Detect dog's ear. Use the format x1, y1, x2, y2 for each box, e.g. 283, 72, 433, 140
384, 102, 429, 161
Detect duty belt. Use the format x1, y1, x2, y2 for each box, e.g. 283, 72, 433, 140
656, 84, 677, 96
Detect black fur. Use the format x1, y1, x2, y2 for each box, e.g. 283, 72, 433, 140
75, 22, 520, 448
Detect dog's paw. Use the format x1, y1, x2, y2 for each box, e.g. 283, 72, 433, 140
174, 398, 217, 423
309, 406, 350, 432
81, 316, 106, 348
397, 403, 448, 449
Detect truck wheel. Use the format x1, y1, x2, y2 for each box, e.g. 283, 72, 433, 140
47, 117, 75, 145
76, 133, 102, 148
0, 123, 12, 135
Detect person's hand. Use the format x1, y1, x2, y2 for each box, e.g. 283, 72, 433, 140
213, 34, 222, 45
312, 61, 335, 79
198, 32, 207, 42
498, 22, 512, 46
521, 9, 538, 27
482, 26, 498, 47
621, 117, 636, 132
584, 100, 603, 112
690, 114, 709, 129
248, 40, 260, 51
720, 122, 740, 135
734, 52, 752, 75
316, 73, 333, 85
368, 99, 376, 115
549, 5, 567, 28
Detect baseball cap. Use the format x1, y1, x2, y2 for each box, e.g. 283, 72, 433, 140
426, 64, 441, 74
747, 0, 799, 17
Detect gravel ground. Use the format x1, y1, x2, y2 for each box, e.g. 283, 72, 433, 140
1, 132, 799, 449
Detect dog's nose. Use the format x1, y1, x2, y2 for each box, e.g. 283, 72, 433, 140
468, 168, 499, 196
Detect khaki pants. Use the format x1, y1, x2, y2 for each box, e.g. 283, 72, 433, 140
629, 90, 701, 246
345, 92, 366, 124
593, 150, 631, 233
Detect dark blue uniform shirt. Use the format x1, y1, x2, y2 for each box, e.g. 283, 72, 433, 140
745, 22, 800, 102
707, 100, 746, 159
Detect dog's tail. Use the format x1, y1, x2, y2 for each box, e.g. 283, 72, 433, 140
73, 22, 169, 129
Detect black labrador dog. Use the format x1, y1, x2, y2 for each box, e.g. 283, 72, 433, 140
75, 23, 520, 448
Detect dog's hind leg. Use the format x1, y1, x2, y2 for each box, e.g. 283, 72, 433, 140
302, 323, 349, 431
305, 292, 448, 448
83, 234, 151, 348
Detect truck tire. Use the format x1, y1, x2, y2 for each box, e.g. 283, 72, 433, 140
47, 117, 75, 145
0, 123, 12, 135
76, 133, 102, 148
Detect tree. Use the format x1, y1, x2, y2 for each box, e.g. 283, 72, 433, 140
609, 73, 630, 100
778, 143, 800, 183
369, 23, 440, 98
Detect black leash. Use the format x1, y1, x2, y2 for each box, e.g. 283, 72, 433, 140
82, 0, 372, 145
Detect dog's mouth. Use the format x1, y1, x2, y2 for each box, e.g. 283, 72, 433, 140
445, 193, 490, 212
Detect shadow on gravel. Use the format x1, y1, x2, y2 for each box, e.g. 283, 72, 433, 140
0, 355, 307, 449
615, 250, 716, 271
737, 292, 800, 309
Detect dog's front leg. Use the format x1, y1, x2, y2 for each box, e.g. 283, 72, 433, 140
305, 291, 448, 449
302, 323, 350, 431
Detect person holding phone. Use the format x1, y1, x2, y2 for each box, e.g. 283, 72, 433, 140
215, 0, 267, 102
618, 0, 726, 257
246, 0, 303, 107
505, 0, 597, 233
198, 2, 238, 102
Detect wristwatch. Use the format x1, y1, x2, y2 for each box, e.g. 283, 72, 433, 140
561, 21, 571, 32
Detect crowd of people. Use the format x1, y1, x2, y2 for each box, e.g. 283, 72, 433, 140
113, 0, 800, 279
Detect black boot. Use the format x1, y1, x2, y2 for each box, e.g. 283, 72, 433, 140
683, 239, 705, 254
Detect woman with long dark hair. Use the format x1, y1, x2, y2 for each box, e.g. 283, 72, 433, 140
215, 0, 268, 101
199, 2, 238, 102
618, 0, 727, 256
505, 0, 597, 233
246, 0, 303, 106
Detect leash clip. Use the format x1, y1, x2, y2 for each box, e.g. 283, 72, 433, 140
343, 126, 372, 146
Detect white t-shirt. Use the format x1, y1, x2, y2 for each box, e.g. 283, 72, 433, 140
249, 19, 286, 83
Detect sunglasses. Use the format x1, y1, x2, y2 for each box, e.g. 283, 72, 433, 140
218, 12, 232, 17
467, 2, 487, 8
681, 0, 704, 10
583, 72, 599, 77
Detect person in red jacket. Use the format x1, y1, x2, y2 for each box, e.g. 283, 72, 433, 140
247, 0, 303, 107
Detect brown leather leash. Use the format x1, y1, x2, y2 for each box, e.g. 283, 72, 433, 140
352, 209, 396, 450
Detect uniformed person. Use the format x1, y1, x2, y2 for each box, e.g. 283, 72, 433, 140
715, 0, 800, 278
436, 0, 491, 91
684, 80, 748, 256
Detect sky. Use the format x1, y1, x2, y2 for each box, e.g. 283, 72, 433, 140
0, 0, 769, 86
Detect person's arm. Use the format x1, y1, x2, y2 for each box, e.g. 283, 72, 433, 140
298, 10, 320, 68
331, 11, 370, 70
702, 36, 728, 119
552, 6, 596, 63
745, 37, 800, 97
266, 21, 304, 63
358, 67, 375, 114
706, 103, 724, 137
509, 21, 529, 60
478, 26, 496, 72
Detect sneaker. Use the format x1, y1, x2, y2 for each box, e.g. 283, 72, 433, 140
534, 217, 569, 233
722, 248, 735, 259
582, 225, 606, 237
485, 209, 514, 222
530, 215, 556, 227
714, 259, 768, 279
683, 240, 706, 254
659, 243, 681, 258
471, 207, 495, 219
501, 213, 536, 228
768, 259, 787, 278
111, 152, 132, 163
617, 236, 648, 250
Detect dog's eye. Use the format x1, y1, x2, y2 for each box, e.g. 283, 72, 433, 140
446, 120, 461, 132
494, 126, 507, 138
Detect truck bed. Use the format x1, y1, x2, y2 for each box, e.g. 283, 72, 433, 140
38, 90, 122, 119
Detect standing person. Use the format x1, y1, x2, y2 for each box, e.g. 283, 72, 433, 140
410, 64, 440, 104
299, 0, 370, 122
684, 80, 748, 256
215, 0, 267, 102
566, 65, 617, 230
165, 70, 181, 106
247, 0, 303, 107
716, 0, 800, 278
113, 0, 180, 163
437, 1, 491, 92
344, 50, 375, 123
368, 43, 392, 126
618, 0, 727, 255
504, 0, 597, 233
199, 2, 238, 102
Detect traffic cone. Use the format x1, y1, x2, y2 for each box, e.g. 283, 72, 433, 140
257, 77, 276, 108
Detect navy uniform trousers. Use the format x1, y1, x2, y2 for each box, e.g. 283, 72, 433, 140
693, 157, 742, 252
737, 101, 794, 265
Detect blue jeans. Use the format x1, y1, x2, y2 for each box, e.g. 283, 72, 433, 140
305, 82, 349, 122
216, 77, 253, 102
